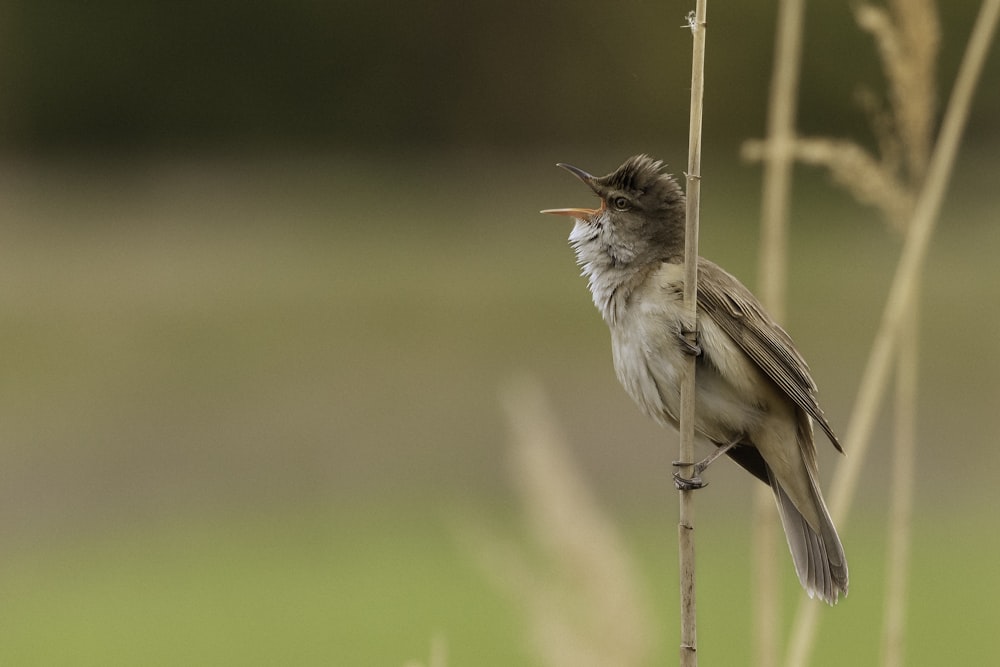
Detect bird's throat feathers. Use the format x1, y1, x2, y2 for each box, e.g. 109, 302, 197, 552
569, 217, 657, 325
561, 154, 687, 325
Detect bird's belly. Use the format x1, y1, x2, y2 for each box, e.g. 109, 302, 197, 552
692, 363, 766, 441
611, 306, 765, 443
611, 325, 683, 427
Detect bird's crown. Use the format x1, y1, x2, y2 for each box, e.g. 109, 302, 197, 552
596, 154, 684, 209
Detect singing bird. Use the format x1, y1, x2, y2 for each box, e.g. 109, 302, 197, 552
542, 154, 848, 603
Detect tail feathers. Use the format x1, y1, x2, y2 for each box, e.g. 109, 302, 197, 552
767, 466, 849, 604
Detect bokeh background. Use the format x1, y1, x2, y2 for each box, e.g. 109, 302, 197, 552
0, 1, 997, 664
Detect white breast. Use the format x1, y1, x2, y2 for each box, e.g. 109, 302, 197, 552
610, 263, 688, 427
609, 262, 767, 443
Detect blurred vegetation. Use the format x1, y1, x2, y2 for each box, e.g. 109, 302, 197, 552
1, 152, 998, 664
0, 1, 998, 665
0, 1, 996, 154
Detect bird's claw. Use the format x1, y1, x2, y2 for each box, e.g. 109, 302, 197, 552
670, 437, 741, 491
678, 328, 702, 356
673, 471, 707, 491
672, 460, 707, 490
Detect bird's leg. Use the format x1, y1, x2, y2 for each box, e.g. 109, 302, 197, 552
677, 327, 702, 357
672, 437, 741, 490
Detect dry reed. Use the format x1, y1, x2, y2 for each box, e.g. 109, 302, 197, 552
743, 2, 998, 665
679, 3, 709, 665
751, 1, 806, 664
468, 375, 653, 667
764, 2, 1000, 665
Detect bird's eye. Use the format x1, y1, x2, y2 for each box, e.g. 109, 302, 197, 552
611, 196, 630, 211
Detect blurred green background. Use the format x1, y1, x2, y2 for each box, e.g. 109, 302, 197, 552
0, 1, 998, 665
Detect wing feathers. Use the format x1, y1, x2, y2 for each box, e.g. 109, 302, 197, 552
696, 258, 843, 453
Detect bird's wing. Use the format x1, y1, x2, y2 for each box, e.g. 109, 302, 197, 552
696, 258, 843, 452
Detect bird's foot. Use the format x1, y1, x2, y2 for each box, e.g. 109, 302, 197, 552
671, 438, 741, 491
672, 469, 707, 491
672, 460, 708, 490
677, 328, 702, 356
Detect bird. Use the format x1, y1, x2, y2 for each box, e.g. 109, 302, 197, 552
541, 154, 848, 604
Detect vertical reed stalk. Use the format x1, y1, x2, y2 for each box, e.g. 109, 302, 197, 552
878, 0, 938, 653
784, 4, 1000, 663
679, 2, 708, 665
881, 295, 919, 667
753, 1, 805, 664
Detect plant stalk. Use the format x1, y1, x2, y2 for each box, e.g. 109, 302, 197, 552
753, 1, 805, 664
679, 1, 708, 665
880, 296, 919, 667
784, 3, 1000, 663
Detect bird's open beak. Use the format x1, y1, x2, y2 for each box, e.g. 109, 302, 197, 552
540, 162, 603, 219
540, 205, 602, 218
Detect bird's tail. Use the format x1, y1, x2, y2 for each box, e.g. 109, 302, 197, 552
767, 463, 849, 604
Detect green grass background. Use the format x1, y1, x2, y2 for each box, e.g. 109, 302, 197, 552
0, 149, 997, 665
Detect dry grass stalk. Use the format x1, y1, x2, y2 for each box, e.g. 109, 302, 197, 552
742, 138, 915, 230
679, 3, 709, 665
881, 301, 919, 667
750, 485, 780, 667
744, 0, 939, 231
782, 2, 999, 665
751, 0, 807, 664
856, 0, 939, 180
763, 3, 939, 667
743, 3, 940, 665
470, 375, 653, 667
872, 12, 940, 657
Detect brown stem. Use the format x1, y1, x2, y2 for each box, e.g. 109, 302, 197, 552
679, 1, 708, 665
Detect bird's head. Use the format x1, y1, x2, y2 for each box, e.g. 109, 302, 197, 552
542, 154, 686, 268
